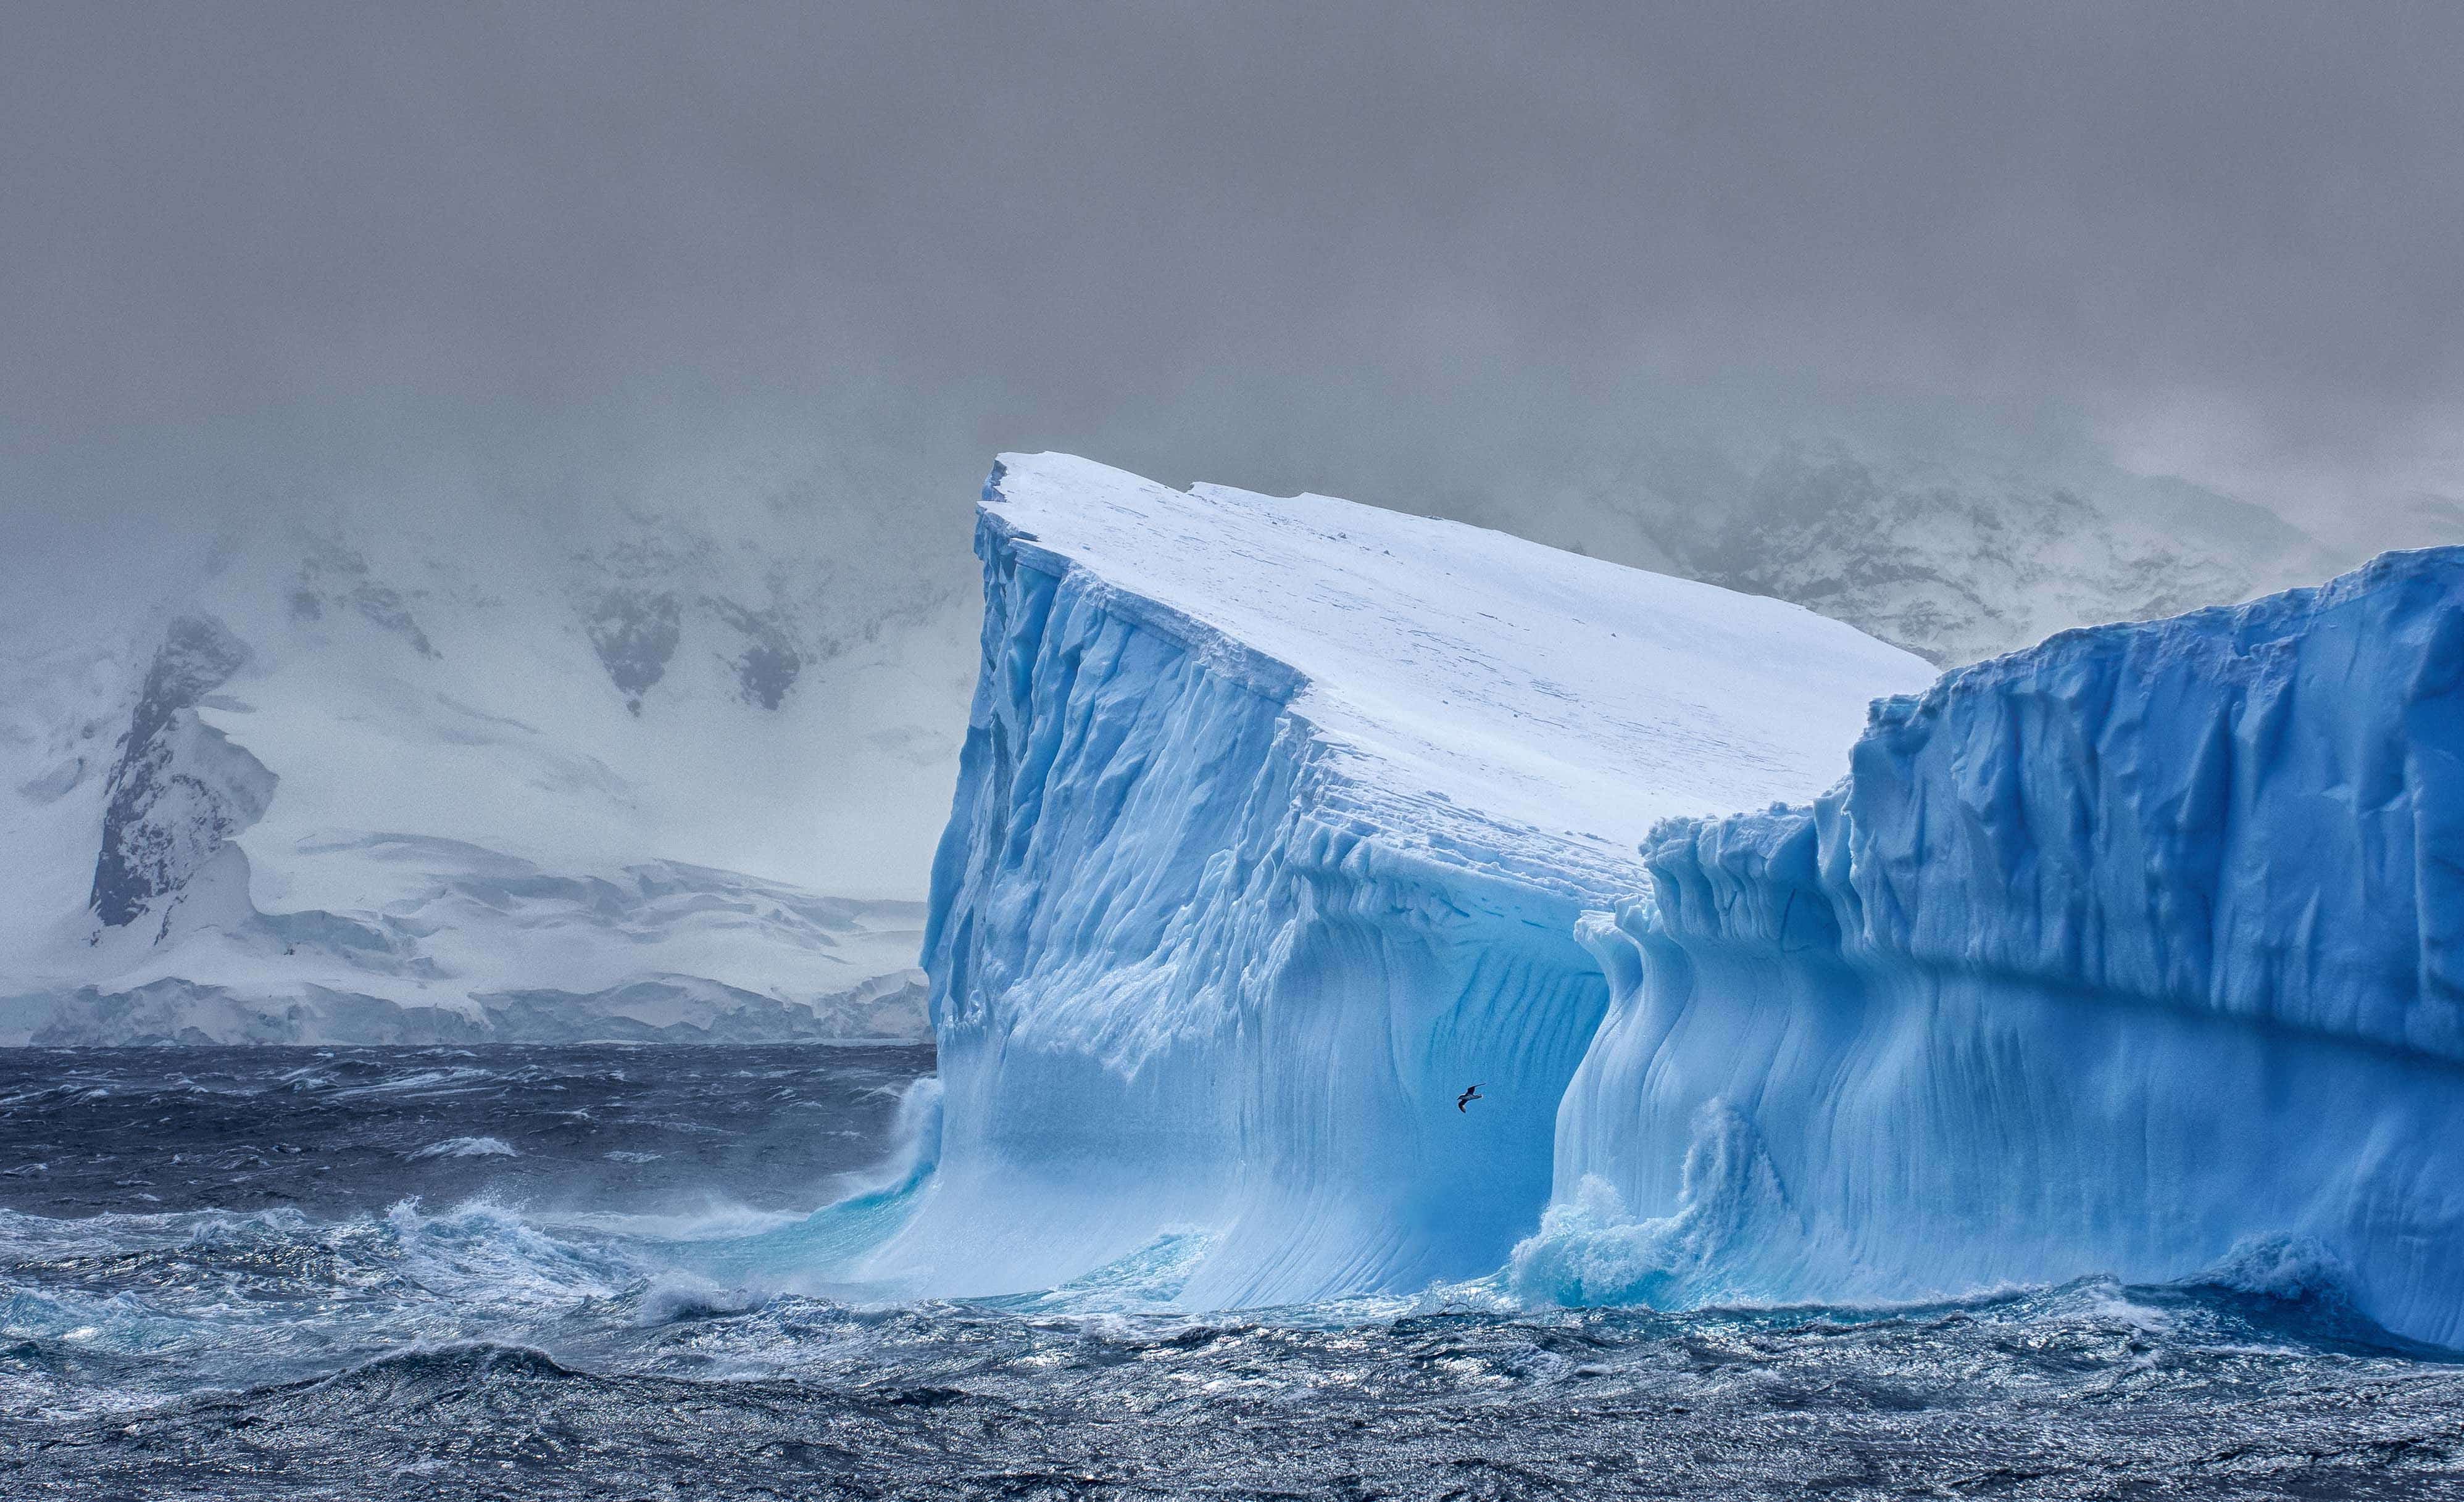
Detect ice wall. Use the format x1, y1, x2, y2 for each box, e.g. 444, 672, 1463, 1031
872, 454, 1931, 1304
1538, 547, 2464, 1345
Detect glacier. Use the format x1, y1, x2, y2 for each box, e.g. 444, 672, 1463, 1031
864, 454, 1934, 1303
1536, 545, 2464, 1345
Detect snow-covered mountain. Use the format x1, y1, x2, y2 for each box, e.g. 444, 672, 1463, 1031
1469, 430, 2350, 666
0, 487, 975, 1044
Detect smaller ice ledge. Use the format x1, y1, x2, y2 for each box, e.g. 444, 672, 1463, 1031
875, 454, 1931, 1306
1542, 546, 2464, 1345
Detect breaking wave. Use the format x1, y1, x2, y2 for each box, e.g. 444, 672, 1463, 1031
406, 1135, 518, 1160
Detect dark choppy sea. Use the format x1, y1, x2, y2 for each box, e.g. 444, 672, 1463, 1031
3, 1045, 2462, 1500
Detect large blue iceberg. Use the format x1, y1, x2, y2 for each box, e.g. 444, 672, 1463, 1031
872, 453, 2464, 1346
868, 454, 1931, 1305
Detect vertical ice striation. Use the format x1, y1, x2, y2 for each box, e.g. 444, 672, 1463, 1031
1540, 547, 2464, 1344
875, 454, 1932, 1303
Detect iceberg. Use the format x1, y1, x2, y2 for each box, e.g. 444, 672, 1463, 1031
883, 454, 2464, 1348
1538, 547, 2464, 1345
869, 454, 1934, 1303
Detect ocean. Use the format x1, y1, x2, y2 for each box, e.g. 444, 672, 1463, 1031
2, 1045, 2458, 1499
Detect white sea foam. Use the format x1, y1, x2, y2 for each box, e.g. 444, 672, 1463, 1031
406, 1135, 518, 1160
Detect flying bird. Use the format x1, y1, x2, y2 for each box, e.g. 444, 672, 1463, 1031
1457, 1084, 1484, 1113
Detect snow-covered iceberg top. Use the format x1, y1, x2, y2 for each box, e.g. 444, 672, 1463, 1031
981, 453, 1934, 900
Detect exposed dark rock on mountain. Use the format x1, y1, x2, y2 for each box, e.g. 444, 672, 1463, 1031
89, 615, 274, 932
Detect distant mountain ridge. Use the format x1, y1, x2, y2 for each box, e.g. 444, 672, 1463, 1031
0, 494, 972, 1045
1479, 433, 2352, 666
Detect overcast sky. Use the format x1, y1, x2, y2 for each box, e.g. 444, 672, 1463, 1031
5, 2, 2460, 539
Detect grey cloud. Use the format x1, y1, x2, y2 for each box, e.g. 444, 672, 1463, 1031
4, 2, 2460, 533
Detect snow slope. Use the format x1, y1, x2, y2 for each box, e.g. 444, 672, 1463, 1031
866, 454, 1933, 1302
0, 493, 965, 1044
1529, 547, 2464, 1345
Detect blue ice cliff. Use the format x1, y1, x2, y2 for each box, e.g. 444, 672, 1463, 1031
875, 454, 2464, 1346
1537, 545, 2464, 1344
865, 454, 1933, 1304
